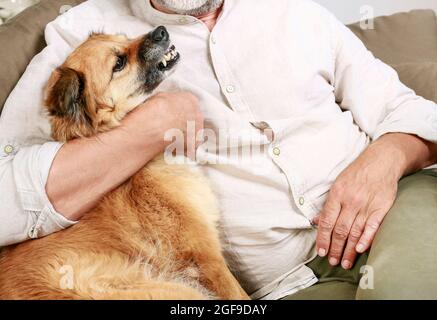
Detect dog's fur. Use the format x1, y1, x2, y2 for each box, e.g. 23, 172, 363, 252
0, 29, 248, 300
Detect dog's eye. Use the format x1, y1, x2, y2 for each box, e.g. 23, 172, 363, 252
113, 55, 127, 73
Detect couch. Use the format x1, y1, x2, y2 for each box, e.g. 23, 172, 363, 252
1, 0, 437, 301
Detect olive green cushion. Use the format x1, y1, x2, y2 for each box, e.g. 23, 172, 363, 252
0, 0, 85, 114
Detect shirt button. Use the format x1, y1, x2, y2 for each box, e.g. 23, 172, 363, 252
178, 16, 190, 23
226, 85, 235, 93
211, 35, 217, 44
28, 226, 38, 239
272, 147, 281, 156
299, 197, 305, 206
4, 145, 14, 155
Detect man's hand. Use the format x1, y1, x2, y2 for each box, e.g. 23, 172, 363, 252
150, 91, 204, 156
147, 91, 204, 140
47, 91, 203, 221
314, 133, 437, 270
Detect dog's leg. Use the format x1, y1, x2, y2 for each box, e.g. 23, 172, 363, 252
185, 249, 250, 300
177, 231, 249, 300
130, 164, 249, 300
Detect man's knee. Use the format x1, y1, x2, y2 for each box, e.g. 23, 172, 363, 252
357, 170, 437, 299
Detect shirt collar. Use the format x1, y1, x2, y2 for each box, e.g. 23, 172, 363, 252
130, 0, 232, 26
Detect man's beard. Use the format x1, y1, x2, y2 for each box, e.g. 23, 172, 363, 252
153, 0, 224, 16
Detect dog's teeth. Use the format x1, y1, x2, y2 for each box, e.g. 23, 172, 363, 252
161, 59, 167, 67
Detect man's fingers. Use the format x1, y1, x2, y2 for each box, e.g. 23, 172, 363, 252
341, 241, 358, 270
356, 212, 384, 253
328, 206, 358, 266
316, 194, 341, 257
341, 213, 366, 269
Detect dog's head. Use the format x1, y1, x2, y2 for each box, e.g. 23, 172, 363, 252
45, 26, 180, 141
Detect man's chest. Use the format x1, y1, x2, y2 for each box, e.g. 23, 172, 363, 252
109, 14, 337, 124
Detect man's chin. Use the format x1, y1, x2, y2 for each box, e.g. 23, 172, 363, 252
152, 0, 223, 16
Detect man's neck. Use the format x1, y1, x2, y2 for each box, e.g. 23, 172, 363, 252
150, 0, 222, 31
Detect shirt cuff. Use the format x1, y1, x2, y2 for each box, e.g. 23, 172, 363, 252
11, 141, 78, 239
373, 99, 437, 143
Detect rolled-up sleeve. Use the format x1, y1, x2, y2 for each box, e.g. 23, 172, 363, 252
330, 13, 437, 143
0, 1, 100, 247
0, 141, 77, 246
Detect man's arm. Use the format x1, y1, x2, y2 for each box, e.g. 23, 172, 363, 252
0, 91, 202, 246
313, 7, 437, 269
0, 0, 204, 246
47, 92, 203, 221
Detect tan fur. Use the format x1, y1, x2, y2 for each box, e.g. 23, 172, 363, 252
0, 32, 248, 300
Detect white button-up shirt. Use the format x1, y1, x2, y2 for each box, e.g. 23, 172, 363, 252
1, 0, 437, 299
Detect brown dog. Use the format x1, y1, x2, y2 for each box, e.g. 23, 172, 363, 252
0, 27, 248, 300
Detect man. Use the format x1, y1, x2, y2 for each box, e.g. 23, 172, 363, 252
1, 0, 437, 300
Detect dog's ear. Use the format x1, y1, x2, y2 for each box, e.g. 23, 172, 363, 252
45, 67, 95, 141
47, 67, 87, 120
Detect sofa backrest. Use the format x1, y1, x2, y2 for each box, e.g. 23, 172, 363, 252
348, 9, 437, 65
348, 10, 437, 102
0, 0, 85, 115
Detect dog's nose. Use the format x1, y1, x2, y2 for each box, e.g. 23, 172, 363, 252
151, 26, 169, 43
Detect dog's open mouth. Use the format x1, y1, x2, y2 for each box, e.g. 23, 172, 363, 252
158, 45, 180, 71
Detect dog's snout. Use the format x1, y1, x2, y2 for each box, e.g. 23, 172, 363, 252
151, 26, 169, 43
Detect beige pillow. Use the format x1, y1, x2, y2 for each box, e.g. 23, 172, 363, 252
392, 63, 437, 103
347, 10, 437, 104
0, 0, 85, 115
348, 10, 437, 65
